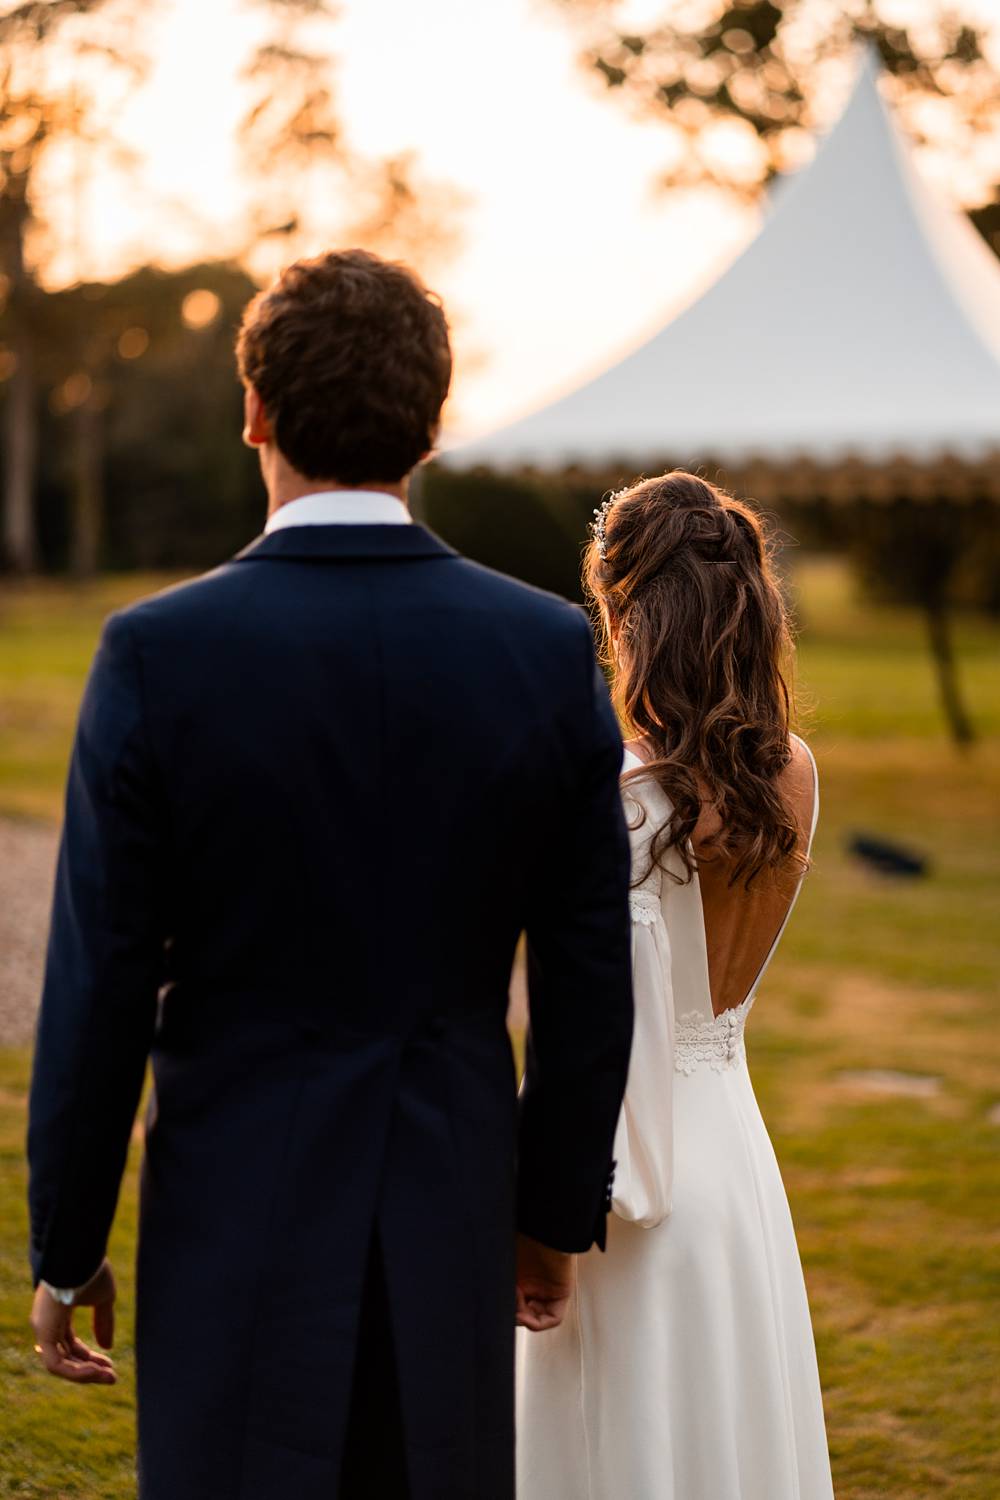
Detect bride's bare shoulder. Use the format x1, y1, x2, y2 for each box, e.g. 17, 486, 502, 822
784, 732, 816, 784
781, 734, 818, 830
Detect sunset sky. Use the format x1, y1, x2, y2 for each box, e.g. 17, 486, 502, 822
31, 0, 1000, 437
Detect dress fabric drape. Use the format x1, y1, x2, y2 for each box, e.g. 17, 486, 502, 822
516, 744, 835, 1500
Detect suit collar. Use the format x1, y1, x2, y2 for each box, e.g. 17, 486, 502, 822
234, 523, 458, 564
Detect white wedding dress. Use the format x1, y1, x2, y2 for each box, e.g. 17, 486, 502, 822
516, 740, 835, 1500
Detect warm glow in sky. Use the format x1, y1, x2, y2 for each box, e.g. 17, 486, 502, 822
31, 0, 1000, 437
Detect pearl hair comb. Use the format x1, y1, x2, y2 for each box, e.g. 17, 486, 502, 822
590, 493, 618, 560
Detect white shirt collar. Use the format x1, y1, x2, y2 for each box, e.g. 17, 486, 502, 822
265, 490, 412, 533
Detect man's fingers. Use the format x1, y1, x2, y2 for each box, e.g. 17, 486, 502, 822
515, 1288, 569, 1333
516, 1307, 564, 1332
36, 1337, 116, 1384
55, 1358, 116, 1384
65, 1329, 114, 1369
93, 1298, 115, 1351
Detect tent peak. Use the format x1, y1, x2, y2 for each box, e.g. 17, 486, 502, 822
446, 43, 1000, 473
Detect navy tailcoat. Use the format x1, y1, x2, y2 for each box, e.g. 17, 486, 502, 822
27, 523, 633, 1499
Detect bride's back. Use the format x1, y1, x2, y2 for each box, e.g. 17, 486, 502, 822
586, 468, 814, 1020
693, 735, 817, 1017
622, 731, 818, 1034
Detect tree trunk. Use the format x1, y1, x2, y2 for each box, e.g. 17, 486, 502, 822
2, 330, 39, 573
925, 596, 975, 747
1, 154, 40, 575
69, 397, 104, 578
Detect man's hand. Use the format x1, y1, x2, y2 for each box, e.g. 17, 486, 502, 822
31, 1258, 117, 1385
515, 1233, 575, 1333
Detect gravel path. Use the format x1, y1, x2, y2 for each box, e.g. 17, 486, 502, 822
0, 819, 58, 1048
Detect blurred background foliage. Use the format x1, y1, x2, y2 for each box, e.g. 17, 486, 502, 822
550, 0, 1000, 234
3, 1, 999, 748
421, 470, 1000, 748
0, 0, 460, 578
33, 262, 261, 573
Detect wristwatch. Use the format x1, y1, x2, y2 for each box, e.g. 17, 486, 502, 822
40, 1281, 76, 1306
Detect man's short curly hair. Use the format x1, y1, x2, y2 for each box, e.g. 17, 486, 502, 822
236, 249, 452, 485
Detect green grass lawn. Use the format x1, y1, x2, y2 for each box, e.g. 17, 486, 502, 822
0, 1050, 141, 1498
1, 558, 998, 1497
0, 575, 184, 824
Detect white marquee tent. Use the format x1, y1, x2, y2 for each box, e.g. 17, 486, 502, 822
447, 49, 1000, 495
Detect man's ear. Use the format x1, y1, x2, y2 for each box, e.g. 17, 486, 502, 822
243, 386, 272, 448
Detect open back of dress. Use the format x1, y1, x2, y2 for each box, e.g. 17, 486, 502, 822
624, 733, 818, 1015
694, 736, 819, 1018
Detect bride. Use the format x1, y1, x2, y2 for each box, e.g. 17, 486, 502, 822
516, 472, 835, 1499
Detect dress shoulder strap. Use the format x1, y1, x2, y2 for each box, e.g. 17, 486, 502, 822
790, 733, 820, 852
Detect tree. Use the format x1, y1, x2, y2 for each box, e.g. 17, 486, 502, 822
423, 465, 586, 603
1, 0, 462, 576
239, 0, 463, 281
795, 495, 987, 747
0, 0, 148, 573
238, 10, 465, 536
32, 262, 263, 571
551, 1, 1000, 234
36, 264, 258, 574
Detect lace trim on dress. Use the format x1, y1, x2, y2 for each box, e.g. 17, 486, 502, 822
675, 996, 755, 1075
629, 891, 661, 926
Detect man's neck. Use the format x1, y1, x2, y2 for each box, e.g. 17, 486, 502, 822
266, 476, 409, 520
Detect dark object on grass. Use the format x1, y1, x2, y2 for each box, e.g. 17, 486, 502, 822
847, 833, 929, 879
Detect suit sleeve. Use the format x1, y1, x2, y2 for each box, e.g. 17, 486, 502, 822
517, 617, 633, 1253
27, 612, 166, 1287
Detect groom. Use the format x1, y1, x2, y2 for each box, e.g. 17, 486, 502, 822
27, 248, 633, 1499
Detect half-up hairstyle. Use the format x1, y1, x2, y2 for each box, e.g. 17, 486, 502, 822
584, 471, 801, 889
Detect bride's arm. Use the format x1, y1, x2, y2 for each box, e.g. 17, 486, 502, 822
611, 795, 675, 1228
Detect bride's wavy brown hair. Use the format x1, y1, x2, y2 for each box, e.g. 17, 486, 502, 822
584, 471, 801, 889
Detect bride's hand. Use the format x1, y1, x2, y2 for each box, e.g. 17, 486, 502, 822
515, 1234, 575, 1333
